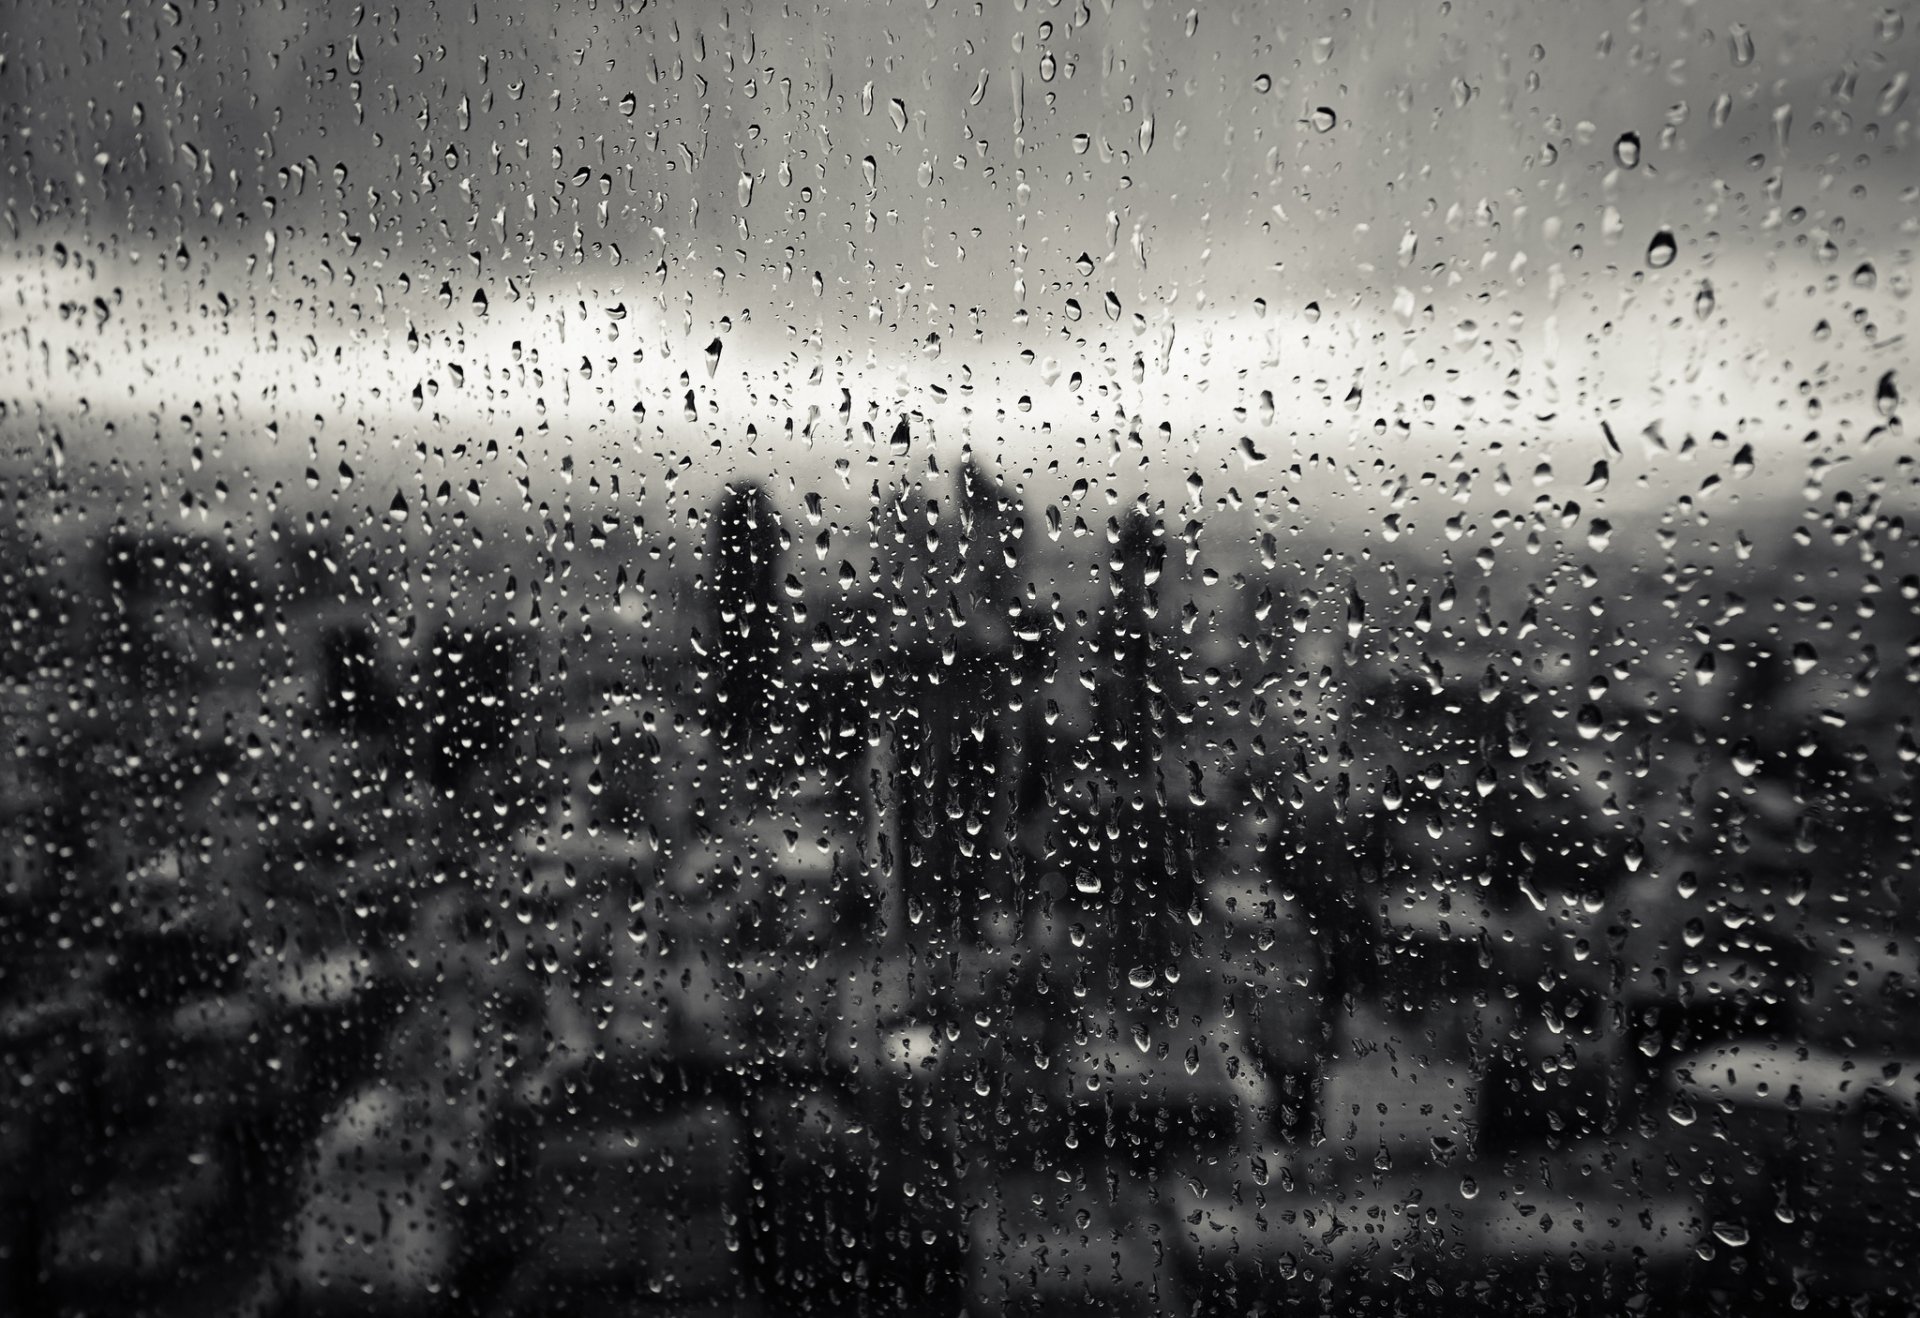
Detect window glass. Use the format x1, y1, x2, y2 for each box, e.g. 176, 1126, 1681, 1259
2, 1, 1916, 1314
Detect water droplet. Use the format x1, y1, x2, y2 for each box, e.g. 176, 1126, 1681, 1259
1614, 132, 1641, 168
1310, 106, 1337, 132
1647, 230, 1678, 268
1876, 370, 1900, 417
1729, 23, 1755, 67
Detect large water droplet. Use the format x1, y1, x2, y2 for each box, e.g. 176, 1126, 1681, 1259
1729, 23, 1755, 66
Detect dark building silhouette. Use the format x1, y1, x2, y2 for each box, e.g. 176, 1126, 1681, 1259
425, 624, 528, 797
704, 481, 784, 751
1076, 504, 1203, 975
878, 450, 1034, 947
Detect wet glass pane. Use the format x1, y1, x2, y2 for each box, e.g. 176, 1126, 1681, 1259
2, 1, 1916, 1314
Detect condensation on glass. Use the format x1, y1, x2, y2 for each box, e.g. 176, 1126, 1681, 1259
1, 1, 1915, 1315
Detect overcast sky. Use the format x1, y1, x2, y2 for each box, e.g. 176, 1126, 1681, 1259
3, 0, 1913, 514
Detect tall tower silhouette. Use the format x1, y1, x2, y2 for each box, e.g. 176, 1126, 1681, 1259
706, 481, 784, 752
878, 444, 1032, 946
1088, 504, 1191, 973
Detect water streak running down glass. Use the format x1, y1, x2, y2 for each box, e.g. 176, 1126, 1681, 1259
1, 1, 1916, 1314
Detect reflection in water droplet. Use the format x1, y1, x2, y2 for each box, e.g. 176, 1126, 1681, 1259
1647, 230, 1677, 268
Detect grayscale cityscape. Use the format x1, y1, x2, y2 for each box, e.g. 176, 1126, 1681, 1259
1, 0, 1916, 1314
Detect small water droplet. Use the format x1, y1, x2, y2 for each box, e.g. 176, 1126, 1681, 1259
1647, 230, 1678, 268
